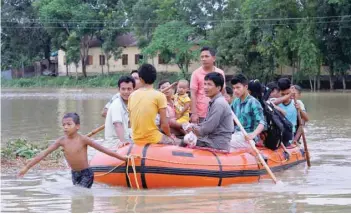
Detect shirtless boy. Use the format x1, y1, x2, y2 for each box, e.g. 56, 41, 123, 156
18, 113, 126, 188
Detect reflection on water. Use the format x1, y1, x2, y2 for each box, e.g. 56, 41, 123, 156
1, 89, 351, 212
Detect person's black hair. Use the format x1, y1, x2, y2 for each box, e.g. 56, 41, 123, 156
277, 78, 291, 91
204, 72, 224, 91
131, 70, 138, 75
249, 80, 265, 108
200, 46, 216, 56
231, 73, 248, 86
225, 86, 233, 96
118, 75, 136, 88
266, 82, 279, 91
63, 112, 80, 125
158, 79, 170, 89
264, 81, 279, 100
138, 63, 157, 84
294, 85, 302, 93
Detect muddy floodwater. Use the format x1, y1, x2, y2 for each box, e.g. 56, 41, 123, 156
1, 88, 351, 212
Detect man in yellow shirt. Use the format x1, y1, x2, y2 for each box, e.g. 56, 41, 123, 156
128, 64, 179, 145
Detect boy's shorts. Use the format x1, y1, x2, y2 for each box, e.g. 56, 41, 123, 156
71, 168, 94, 188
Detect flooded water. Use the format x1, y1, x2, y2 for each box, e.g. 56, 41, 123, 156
1, 88, 351, 212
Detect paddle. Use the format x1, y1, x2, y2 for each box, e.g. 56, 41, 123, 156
86, 124, 105, 137
232, 113, 278, 184
291, 87, 311, 167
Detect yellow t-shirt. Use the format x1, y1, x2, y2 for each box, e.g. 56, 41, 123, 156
128, 88, 167, 145
174, 93, 191, 123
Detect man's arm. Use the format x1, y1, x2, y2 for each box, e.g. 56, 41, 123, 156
114, 122, 127, 142
159, 108, 171, 137
18, 140, 61, 177
246, 100, 266, 141
190, 89, 198, 122
101, 108, 108, 118
85, 137, 126, 161
272, 94, 291, 105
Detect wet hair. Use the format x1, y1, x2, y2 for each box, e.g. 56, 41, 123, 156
231, 73, 248, 86
294, 85, 302, 94
118, 76, 136, 88
158, 79, 170, 89
225, 86, 233, 96
277, 78, 291, 91
130, 70, 138, 75
266, 82, 279, 91
204, 72, 224, 91
63, 112, 80, 124
200, 46, 216, 56
138, 63, 157, 84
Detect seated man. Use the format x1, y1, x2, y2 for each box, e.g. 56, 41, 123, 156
272, 78, 304, 144
187, 72, 234, 151
230, 74, 266, 150
128, 64, 179, 145
101, 70, 141, 118
104, 76, 135, 147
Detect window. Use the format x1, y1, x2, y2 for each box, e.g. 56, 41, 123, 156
63, 56, 67, 65
135, 54, 143, 64
158, 54, 166, 65
99, 55, 105, 65
87, 55, 93, 65
122, 54, 128, 65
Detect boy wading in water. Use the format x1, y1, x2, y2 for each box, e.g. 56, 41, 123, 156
18, 113, 127, 188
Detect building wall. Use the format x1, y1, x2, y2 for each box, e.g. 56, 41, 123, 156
58, 47, 202, 76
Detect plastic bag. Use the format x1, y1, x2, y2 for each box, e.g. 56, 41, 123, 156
184, 131, 197, 148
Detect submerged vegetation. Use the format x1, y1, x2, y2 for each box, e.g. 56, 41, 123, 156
1, 138, 63, 160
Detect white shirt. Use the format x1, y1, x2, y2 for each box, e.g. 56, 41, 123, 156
104, 93, 120, 109
104, 97, 132, 141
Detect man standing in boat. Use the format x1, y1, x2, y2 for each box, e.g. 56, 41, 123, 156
190, 47, 226, 124
185, 72, 234, 151
104, 76, 135, 147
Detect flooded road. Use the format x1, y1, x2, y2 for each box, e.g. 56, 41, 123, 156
1, 88, 351, 212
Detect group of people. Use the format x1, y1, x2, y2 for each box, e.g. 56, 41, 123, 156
18, 46, 309, 189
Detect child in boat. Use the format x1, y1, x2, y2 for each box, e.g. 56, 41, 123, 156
18, 113, 127, 188
224, 86, 235, 105
174, 79, 191, 124
293, 85, 309, 123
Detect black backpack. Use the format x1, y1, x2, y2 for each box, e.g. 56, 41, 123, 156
260, 101, 293, 150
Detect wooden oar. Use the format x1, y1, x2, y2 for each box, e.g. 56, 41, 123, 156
232, 113, 278, 184
291, 87, 311, 167
86, 124, 105, 137
294, 95, 311, 167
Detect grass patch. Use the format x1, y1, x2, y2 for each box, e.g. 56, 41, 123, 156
1, 72, 188, 88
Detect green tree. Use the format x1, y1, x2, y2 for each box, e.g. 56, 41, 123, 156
1, 0, 51, 70
143, 21, 207, 78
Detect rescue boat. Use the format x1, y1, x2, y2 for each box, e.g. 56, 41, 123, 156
90, 143, 306, 189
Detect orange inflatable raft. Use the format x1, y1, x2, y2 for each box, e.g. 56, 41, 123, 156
90, 143, 306, 189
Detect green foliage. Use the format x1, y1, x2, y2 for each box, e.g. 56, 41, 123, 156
1, 138, 63, 160
143, 21, 207, 79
